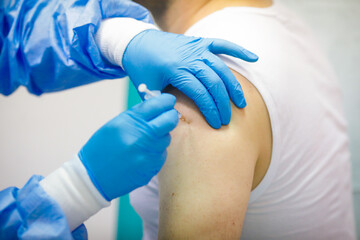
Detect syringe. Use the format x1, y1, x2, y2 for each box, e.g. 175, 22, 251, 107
138, 84, 161, 100
138, 83, 182, 119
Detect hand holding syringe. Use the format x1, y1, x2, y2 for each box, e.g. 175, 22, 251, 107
138, 84, 182, 119
138, 84, 161, 100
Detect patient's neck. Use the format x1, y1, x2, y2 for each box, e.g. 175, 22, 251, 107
159, 0, 273, 34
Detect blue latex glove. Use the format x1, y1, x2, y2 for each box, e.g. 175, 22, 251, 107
123, 29, 259, 129
78, 94, 178, 201
0, 175, 87, 240
0, 0, 152, 95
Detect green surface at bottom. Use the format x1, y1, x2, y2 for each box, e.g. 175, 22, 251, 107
117, 79, 143, 240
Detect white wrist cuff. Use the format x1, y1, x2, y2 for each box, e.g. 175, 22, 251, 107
95, 17, 158, 68
40, 156, 110, 231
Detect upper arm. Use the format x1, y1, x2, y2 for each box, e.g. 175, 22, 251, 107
158, 70, 272, 239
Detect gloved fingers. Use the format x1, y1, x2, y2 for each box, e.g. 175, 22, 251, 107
191, 63, 231, 125
171, 71, 221, 129
154, 150, 168, 170
158, 134, 172, 151
206, 38, 258, 62
148, 109, 179, 137
144, 134, 172, 153
158, 150, 168, 169
149, 151, 168, 175
203, 53, 246, 108
131, 94, 176, 121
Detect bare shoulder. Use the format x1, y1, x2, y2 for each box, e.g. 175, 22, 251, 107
159, 69, 272, 239
164, 69, 272, 189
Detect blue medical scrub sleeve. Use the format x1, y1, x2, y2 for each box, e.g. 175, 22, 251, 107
0, 0, 153, 96
0, 175, 87, 240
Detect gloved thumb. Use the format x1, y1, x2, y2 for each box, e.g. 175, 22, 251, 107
130, 93, 177, 121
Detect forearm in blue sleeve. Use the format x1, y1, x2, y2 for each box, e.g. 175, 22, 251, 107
0, 175, 87, 240
0, 0, 153, 96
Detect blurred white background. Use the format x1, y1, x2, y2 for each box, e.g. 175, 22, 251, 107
0, 79, 128, 239
278, 0, 360, 238
0, 0, 359, 239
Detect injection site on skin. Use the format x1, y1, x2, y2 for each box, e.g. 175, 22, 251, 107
138, 84, 182, 119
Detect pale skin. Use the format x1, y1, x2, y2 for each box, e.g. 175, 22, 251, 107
160, 70, 272, 239
133, 0, 273, 238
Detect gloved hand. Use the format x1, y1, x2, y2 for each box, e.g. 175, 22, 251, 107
123, 29, 258, 129
78, 94, 178, 201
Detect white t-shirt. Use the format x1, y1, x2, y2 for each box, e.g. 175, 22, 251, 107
130, 2, 356, 239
